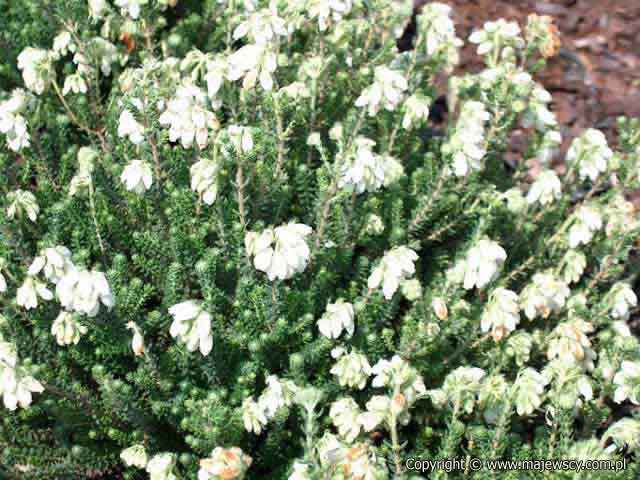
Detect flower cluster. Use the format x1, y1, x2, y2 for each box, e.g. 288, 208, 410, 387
245, 223, 313, 281
0, 89, 31, 151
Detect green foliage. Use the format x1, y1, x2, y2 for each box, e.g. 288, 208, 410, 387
1, 1, 640, 479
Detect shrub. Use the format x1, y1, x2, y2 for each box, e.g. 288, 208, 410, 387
1, 1, 639, 479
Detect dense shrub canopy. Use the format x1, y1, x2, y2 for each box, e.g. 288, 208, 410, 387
1, 0, 640, 479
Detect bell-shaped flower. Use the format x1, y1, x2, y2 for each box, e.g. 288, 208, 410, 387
190, 158, 220, 205
126, 321, 145, 357
7, 190, 39, 222
367, 246, 418, 299
227, 43, 277, 91
51, 311, 87, 346
245, 223, 312, 281
17, 277, 53, 310
121, 160, 153, 194
28, 246, 73, 284
120, 444, 148, 469
168, 300, 213, 356
481, 288, 520, 341
198, 447, 252, 480
317, 299, 355, 339
118, 109, 145, 145
56, 268, 115, 317
355, 66, 408, 116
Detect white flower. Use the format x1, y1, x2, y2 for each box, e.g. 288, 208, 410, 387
367, 246, 418, 299
88, 0, 108, 19
355, 66, 408, 116
227, 43, 277, 91
307, 132, 321, 147
190, 158, 220, 205
258, 375, 298, 418
317, 299, 355, 339
567, 129, 613, 182
608, 282, 637, 320
469, 19, 524, 58
605, 194, 638, 236
340, 444, 388, 479
223, 125, 254, 156
293, 386, 324, 414
245, 223, 312, 281
316, 432, 345, 467
17, 277, 53, 310
454, 238, 506, 290
56, 268, 115, 317
7, 190, 39, 222
204, 57, 228, 98
307, 0, 353, 31
542, 360, 593, 409
75, 38, 118, 76
613, 361, 640, 405
330, 350, 371, 390
519, 271, 570, 320
0, 341, 17, 367
513, 368, 548, 415
402, 94, 431, 129
51, 311, 87, 346
536, 130, 562, 165
28, 246, 73, 284
525, 14, 561, 58
118, 109, 145, 145
168, 301, 213, 356
400, 279, 423, 301
69, 147, 97, 197
560, 250, 586, 284
429, 366, 485, 414
382, 155, 404, 186
288, 461, 311, 480
338, 137, 387, 194
364, 214, 384, 235
522, 85, 557, 132
603, 418, 640, 453
242, 396, 268, 434
115, 0, 148, 19
52, 31, 75, 57
481, 288, 520, 341
442, 101, 490, 177
233, 3, 287, 44
502, 188, 527, 213
357, 395, 390, 432
121, 160, 153, 194
17, 47, 52, 95
568, 205, 602, 248
547, 319, 596, 370
330, 397, 362, 442
431, 297, 448, 320
126, 321, 145, 357
0, 365, 44, 411
159, 83, 218, 149
279, 82, 311, 100
417, 3, 463, 71
526, 170, 561, 206
146, 453, 176, 480
62, 73, 88, 96
120, 444, 148, 469
0, 89, 31, 151
371, 355, 426, 403
198, 447, 252, 480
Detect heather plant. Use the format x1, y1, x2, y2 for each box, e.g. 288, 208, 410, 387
1, 1, 640, 479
